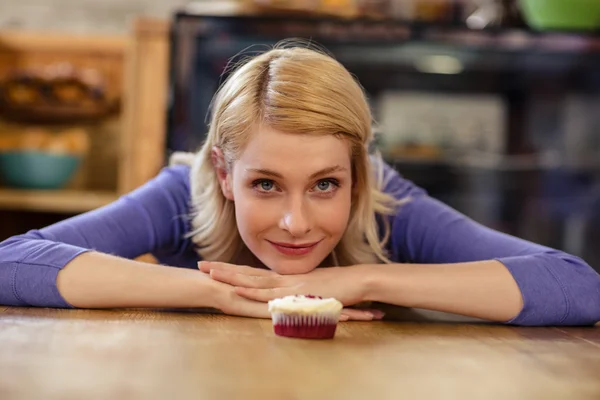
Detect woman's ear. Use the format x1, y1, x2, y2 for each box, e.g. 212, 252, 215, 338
211, 146, 234, 201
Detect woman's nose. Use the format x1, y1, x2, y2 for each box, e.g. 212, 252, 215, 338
279, 198, 312, 237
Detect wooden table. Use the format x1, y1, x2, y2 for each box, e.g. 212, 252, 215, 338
1, 306, 599, 400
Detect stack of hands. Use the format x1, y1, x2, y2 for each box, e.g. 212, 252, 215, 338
198, 261, 385, 322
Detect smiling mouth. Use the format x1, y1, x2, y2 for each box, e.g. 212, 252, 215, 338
267, 240, 322, 256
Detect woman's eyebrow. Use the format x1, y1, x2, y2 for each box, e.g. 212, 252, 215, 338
245, 165, 347, 179
308, 165, 347, 179
245, 168, 283, 179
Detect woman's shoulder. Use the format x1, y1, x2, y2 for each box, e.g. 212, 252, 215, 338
158, 162, 191, 183
126, 163, 192, 216
370, 156, 427, 200
145, 163, 191, 195
160, 151, 194, 192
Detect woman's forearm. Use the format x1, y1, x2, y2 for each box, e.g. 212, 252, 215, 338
363, 261, 524, 322
57, 252, 219, 309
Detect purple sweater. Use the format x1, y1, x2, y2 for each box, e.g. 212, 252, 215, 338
1, 163, 599, 326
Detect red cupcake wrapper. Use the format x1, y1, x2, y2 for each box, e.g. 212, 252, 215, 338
271, 312, 340, 339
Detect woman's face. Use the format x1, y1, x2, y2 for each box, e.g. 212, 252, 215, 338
221, 126, 353, 274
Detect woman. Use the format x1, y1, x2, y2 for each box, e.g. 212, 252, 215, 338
1, 45, 598, 326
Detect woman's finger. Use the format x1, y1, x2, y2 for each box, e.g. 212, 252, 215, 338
198, 261, 274, 276
234, 286, 284, 302
340, 308, 385, 321
229, 299, 270, 319
210, 269, 279, 289
216, 285, 270, 318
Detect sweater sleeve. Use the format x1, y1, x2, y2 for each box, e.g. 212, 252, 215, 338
0, 165, 192, 308
381, 162, 600, 326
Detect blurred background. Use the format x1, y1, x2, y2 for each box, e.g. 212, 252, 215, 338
0, 0, 599, 271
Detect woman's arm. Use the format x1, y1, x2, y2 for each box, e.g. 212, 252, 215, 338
57, 252, 267, 317
203, 260, 521, 322
57, 252, 217, 308
0, 165, 251, 312
363, 260, 522, 322
381, 163, 600, 326
0, 165, 192, 307
208, 216, 598, 325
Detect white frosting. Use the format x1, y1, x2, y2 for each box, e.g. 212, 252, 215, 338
268, 295, 343, 314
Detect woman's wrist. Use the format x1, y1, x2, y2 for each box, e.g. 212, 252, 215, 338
361, 264, 383, 303
360, 263, 409, 304
204, 274, 270, 318
204, 277, 241, 313
195, 274, 225, 309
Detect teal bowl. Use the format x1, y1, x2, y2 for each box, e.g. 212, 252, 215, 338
520, 0, 600, 31
0, 151, 82, 189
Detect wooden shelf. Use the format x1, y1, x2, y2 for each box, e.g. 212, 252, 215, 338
0, 18, 171, 218
0, 188, 118, 213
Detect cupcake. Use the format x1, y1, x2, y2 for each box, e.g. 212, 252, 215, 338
268, 295, 343, 339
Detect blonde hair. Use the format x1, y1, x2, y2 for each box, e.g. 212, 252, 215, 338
173, 43, 402, 266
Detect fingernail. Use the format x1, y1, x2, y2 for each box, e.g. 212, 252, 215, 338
371, 310, 385, 320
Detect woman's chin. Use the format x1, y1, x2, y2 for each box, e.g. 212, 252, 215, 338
261, 257, 320, 275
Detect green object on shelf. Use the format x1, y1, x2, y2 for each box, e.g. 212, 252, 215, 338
0, 151, 81, 189
520, 0, 600, 30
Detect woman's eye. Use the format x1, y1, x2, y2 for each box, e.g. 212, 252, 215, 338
314, 179, 339, 193
260, 180, 274, 191
316, 180, 331, 191
255, 180, 275, 191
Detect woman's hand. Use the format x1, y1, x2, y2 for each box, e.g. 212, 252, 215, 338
209, 279, 270, 319
199, 261, 383, 321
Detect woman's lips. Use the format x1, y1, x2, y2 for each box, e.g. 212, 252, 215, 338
268, 240, 321, 256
